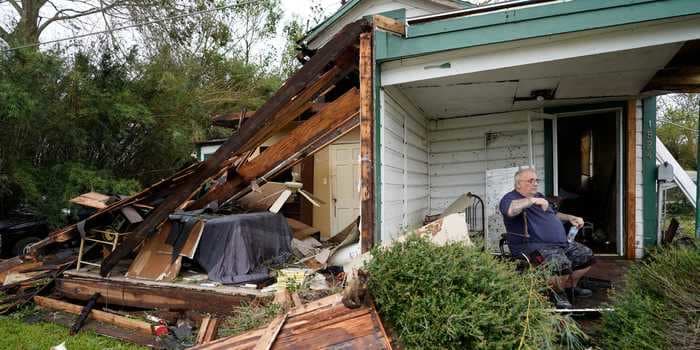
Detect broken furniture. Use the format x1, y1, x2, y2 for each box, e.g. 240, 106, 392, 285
76, 228, 130, 271
441, 192, 485, 241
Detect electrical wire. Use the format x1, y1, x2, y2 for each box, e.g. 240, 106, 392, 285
657, 117, 698, 133
1, 0, 265, 52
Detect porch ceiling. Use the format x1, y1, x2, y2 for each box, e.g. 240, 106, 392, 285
397, 43, 683, 118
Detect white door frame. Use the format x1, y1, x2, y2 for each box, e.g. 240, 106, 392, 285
552, 108, 625, 256
329, 142, 361, 234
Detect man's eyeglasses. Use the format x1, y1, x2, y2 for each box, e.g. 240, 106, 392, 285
521, 178, 540, 184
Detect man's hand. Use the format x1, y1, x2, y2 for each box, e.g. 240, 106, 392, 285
569, 216, 584, 229
530, 197, 549, 212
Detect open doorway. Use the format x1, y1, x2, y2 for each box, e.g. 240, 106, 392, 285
555, 111, 622, 255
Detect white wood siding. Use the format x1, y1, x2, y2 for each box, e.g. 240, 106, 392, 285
379, 87, 429, 242
428, 111, 545, 215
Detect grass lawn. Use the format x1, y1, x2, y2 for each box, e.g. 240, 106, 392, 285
0, 308, 146, 350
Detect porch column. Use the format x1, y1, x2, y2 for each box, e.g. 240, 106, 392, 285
642, 97, 658, 248
359, 32, 375, 252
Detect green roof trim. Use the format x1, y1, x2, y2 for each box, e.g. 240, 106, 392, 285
376, 0, 700, 61
301, 0, 361, 46
301, 0, 474, 46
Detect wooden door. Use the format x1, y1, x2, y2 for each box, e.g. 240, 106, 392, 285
330, 143, 361, 235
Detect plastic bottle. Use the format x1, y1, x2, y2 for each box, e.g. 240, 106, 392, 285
567, 226, 579, 243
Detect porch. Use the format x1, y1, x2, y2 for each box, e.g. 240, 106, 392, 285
375, 11, 700, 259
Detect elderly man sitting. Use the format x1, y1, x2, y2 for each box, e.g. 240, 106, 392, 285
499, 167, 594, 308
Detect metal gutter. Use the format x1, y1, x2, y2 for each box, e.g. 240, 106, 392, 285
408, 0, 557, 25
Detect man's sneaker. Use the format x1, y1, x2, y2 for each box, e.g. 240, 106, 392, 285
550, 291, 573, 309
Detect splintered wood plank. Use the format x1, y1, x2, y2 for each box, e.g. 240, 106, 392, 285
30, 161, 204, 255
196, 316, 222, 344
187, 55, 358, 212
189, 294, 390, 350
34, 296, 153, 335
43, 311, 163, 348
179, 220, 205, 258
191, 114, 360, 212
126, 221, 181, 281
253, 312, 288, 350
55, 276, 256, 315
372, 15, 405, 36
238, 88, 360, 181
0, 258, 41, 284
288, 293, 343, 317
359, 31, 375, 253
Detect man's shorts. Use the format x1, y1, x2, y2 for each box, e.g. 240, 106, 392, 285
538, 242, 594, 274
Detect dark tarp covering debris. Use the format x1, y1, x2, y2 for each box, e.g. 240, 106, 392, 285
194, 212, 292, 284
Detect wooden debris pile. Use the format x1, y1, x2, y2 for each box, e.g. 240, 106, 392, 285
191, 294, 392, 350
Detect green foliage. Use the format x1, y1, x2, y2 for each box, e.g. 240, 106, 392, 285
657, 94, 699, 170
600, 243, 700, 349
8, 161, 140, 227
219, 301, 283, 338
366, 235, 586, 350
0, 42, 281, 223
0, 313, 145, 349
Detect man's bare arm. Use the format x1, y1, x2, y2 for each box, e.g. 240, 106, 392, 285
557, 212, 584, 228
507, 198, 532, 217
556, 212, 574, 221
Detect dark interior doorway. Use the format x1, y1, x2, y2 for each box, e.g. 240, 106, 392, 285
556, 112, 619, 254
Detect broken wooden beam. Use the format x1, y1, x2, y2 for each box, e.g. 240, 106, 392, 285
238, 88, 360, 180
34, 296, 154, 335
29, 161, 203, 255
196, 315, 222, 345
253, 312, 288, 350
189, 293, 392, 350
70, 292, 100, 335
100, 20, 369, 275
42, 311, 163, 348
188, 111, 360, 211
187, 72, 361, 210
213, 110, 256, 128
56, 274, 261, 315
373, 15, 405, 36
359, 31, 375, 253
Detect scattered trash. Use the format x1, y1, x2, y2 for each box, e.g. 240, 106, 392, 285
50, 342, 67, 350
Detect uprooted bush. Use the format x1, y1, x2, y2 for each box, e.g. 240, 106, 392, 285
600, 241, 700, 349
366, 235, 586, 350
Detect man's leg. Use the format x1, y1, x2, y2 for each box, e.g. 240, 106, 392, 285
538, 246, 574, 291
562, 242, 595, 299
565, 241, 595, 286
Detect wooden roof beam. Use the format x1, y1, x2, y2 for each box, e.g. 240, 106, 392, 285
188, 89, 360, 210
99, 19, 371, 276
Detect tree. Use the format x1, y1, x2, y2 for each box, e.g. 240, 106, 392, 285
657, 94, 700, 169
1, 0, 125, 45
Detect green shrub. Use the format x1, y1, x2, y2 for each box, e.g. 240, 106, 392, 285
218, 301, 283, 338
600, 243, 700, 349
366, 235, 585, 350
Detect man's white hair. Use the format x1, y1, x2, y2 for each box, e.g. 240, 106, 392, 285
514, 167, 537, 188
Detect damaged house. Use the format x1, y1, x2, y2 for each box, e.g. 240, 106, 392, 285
2, 0, 700, 348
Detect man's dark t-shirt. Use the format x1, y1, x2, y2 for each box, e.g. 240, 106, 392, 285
499, 190, 567, 256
